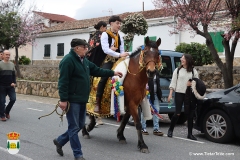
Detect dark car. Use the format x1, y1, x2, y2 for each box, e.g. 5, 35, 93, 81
194, 83, 240, 143
128, 50, 187, 125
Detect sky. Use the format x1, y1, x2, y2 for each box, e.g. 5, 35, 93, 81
20, 0, 156, 20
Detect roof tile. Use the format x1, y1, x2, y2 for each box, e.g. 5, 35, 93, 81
41, 9, 165, 33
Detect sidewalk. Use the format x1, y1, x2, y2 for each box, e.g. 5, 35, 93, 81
17, 93, 59, 105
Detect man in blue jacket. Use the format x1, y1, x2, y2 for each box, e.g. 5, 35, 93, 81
53, 38, 122, 160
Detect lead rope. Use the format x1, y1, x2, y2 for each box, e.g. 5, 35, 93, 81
38, 100, 70, 126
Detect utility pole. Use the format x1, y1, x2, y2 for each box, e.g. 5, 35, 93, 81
143, 1, 144, 11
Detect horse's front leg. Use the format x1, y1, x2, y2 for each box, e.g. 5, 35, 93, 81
82, 114, 96, 139
131, 105, 149, 153
117, 112, 131, 144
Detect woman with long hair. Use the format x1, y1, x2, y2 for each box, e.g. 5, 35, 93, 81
167, 53, 199, 140
87, 21, 107, 66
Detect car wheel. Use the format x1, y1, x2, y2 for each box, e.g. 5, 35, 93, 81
127, 116, 135, 126
203, 109, 233, 143
168, 113, 187, 124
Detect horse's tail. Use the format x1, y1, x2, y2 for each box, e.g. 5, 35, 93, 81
129, 46, 142, 58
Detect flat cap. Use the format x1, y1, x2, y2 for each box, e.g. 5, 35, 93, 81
71, 38, 88, 47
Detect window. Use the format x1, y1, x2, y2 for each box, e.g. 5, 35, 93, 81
44, 44, 51, 57
160, 56, 172, 78
174, 57, 181, 68
209, 31, 224, 52
57, 43, 64, 56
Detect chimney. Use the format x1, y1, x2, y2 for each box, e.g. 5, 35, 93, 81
142, 1, 144, 11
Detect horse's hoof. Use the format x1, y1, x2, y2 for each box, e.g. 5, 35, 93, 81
119, 140, 127, 144
83, 135, 90, 139
140, 148, 150, 153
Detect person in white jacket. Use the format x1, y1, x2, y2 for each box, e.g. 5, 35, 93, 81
167, 53, 199, 140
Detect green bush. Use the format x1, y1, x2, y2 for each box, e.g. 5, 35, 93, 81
175, 42, 214, 66
19, 55, 31, 65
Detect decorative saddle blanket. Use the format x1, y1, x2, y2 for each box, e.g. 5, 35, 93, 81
86, 57, 152, 121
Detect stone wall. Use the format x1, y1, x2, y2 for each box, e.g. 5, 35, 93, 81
32, 57, 240, 66
16, 65, 240, 98
15, 80, 59, 98
19, 65, 59, 82
32, 60, 61, 66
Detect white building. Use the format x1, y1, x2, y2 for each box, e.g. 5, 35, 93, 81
9, 11, 76, 61
32, 9, 240, 63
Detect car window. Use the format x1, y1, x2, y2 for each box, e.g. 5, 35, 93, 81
235, 87, 240, 94
160, 56, 172, 78
174, 57, 181, 68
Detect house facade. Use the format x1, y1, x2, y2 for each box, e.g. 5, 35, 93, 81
9, 11, 76, 61
32, 9, 240, 64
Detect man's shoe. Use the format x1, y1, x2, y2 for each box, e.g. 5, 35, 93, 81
187, 134, 197, 141
141, 129, 149, 135
153, 129, 164, 136
74, 157, 85, 160
167, 129, 173, 138
53, 139, 63, 156
5, 114, 10, 119
0, 117, 7, 121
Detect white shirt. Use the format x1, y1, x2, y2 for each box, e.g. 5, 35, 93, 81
169, 67, 199, 93
100, 32, 125, 57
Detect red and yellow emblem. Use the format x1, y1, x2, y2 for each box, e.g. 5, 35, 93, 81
7, 131, 20, 140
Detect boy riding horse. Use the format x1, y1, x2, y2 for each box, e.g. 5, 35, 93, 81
94, 15, 130, 113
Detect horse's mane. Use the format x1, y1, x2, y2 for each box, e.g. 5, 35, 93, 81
129, 46, 141, 58
129, 41, 158, 58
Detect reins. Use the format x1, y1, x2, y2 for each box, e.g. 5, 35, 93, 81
124, 50, 160, 76
38, 100, 70, 126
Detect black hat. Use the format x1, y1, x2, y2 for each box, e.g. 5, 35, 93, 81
71, 38, 88, 47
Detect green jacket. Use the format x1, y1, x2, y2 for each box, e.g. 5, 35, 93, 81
58, 49, 114, 103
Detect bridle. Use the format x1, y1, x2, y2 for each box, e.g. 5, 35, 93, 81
139, 47, 162, 71
125, 46, 162, 76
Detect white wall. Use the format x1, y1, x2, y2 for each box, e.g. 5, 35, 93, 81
9, 44, 32, 60
33, 15, 240, 60
33, 24, 178, 60
33, 33, 90, 60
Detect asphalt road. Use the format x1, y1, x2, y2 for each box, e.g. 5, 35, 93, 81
0, 94, 239, 160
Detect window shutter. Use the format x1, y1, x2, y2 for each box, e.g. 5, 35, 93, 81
44, 44, 51, 57
209, 32, 224, 52
57, 43, 64, 56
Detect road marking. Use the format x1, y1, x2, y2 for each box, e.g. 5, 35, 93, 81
163, 135, 204, 144
0, 146, 33, 160
104, 122, 130, 129
27, 108, 43, 111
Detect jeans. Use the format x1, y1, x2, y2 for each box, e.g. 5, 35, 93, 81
141, 94, 160, 131
0, 86, 16, 118
57, 103, 86, 158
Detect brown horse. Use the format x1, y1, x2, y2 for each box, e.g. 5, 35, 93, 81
82, 36, 161, 153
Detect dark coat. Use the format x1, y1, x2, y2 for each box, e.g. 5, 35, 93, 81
58, 49, 114, 103
148, 72, 162, 104
184, 86, 198, 115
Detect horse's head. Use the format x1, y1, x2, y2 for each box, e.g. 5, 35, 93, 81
141, 36, 161, 78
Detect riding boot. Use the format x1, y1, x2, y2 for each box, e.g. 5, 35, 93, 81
94, 97, 101, 113
187, 117, 197, 140
167, 114, 179, 137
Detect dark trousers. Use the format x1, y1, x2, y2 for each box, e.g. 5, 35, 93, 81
169, 92, 195, 134
169, 92, 184, 131
96, 61, 113, 98
0, 86, 16, 118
